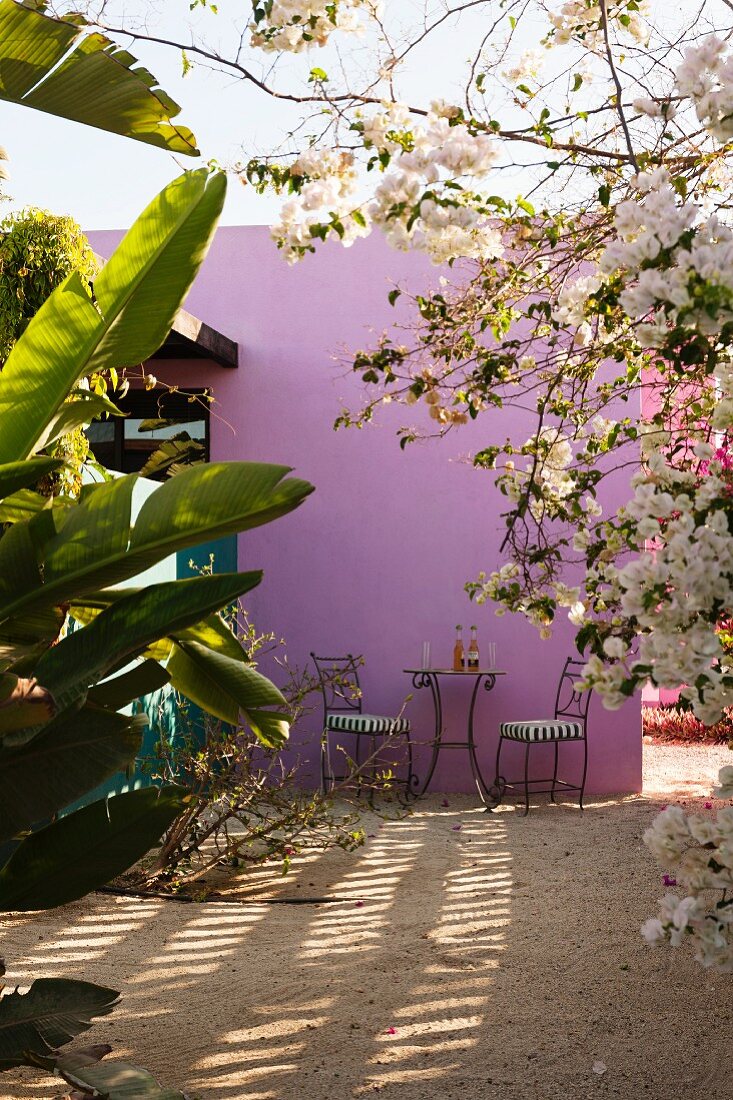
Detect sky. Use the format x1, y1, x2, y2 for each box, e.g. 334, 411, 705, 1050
0, 0, 544, 230
0, 0, 693, 232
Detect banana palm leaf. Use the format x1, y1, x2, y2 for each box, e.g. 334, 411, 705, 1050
0, 1, 198, 155
166, 640, 288, 736
0, 978, 118, 1069
0, 169, 226, 466
0, 459, 60, 499
0, 709, 145, 842
0, 462, 312, 622
20, 572, 264, 729
51, 1049, 188, 1099
87, 661, 170, 709
0, 786, 188, 911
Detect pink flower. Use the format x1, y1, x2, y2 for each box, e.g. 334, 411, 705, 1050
385, 1027, 396, 1035
355, 900, 365, 907
662, 874, 677, 887
705, 801, 713, 809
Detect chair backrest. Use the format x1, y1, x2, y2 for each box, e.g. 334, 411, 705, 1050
554, 658, 592, 730
310, 653, 363, 728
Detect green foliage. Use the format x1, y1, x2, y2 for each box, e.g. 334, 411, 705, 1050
0, 207, 97, 363
0, 976, 119, 1069
0, 171, 313, 1091
41, 1047, 189, 1098
0, 786, 189, 911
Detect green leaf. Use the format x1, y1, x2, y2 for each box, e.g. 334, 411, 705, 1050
516, 197, 535, 216
138, 436, 204, 478
0, 463, 312, 622
0, 169, 225, 466
0, 786, 188, 911
0, 488, 53, 525
34, 392, 125, 452
246, 709, 290, 750
598, 183, 611, 207
72, 594, 244, 664
0, 0, 198, 155
87, 170, 226, 373
51, 1048, 187, 1098
0, 978, 118, 1069
0, 459, 60, 499
87, 660, 170, 709
166, 640, 288, 738
572, 73, 583, 92
27, 572, 264, 721
0, 708, 145, 842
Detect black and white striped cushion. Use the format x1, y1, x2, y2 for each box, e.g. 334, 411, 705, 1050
326, 713, 411, 735
500, 719, 583, 742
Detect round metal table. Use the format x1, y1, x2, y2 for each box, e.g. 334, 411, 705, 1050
403, 668, 506, 802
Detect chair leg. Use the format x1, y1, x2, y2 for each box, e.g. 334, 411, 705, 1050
579, 735, 588, 811
522, 743, 531, 817
485, 735, 506, 811
550, 741, 559, 804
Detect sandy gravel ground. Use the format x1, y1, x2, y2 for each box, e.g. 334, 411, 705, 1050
1, 743, 731, 1100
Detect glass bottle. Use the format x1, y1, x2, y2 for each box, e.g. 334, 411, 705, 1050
453, 625, 465, 671
467, 625, 480, 669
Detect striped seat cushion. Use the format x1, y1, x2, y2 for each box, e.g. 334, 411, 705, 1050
500, 719, 583, 743
326, 713, 410, 735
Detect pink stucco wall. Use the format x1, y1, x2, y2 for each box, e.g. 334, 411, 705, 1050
90, 226, 642, 795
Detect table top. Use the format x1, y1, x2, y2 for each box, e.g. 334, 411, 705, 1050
404, 667, 507, 676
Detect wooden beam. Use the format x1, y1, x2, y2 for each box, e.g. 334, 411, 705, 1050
163, 307, 239, 369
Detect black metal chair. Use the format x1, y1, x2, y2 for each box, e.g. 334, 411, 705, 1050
487, 658, 592, 816
311, 652, 416, 800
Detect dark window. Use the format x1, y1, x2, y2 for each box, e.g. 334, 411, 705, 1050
85, 388, 210, 480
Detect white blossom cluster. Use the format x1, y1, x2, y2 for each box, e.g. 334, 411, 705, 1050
365, 103, 502, 264
547, 0, 649, 48
249, 0, 376, 52
270, 149, 369, 262
580, 439, 733, 723
272, 103, 503, 264
556, 170, 733, 350
502, 49, 545, 86
641, 785, 733, 972
494, 426, 575, 517
675, 35, 733, 143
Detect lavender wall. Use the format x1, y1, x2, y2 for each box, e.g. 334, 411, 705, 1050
91, 226, 641, 794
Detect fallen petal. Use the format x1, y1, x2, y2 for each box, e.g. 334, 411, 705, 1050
592, 1061, 607, 1076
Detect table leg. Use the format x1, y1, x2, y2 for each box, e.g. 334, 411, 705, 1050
411, 671, 443, 796
467, 673, 496, 804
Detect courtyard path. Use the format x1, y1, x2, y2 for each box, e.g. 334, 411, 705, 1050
1, 744, 730, 1100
